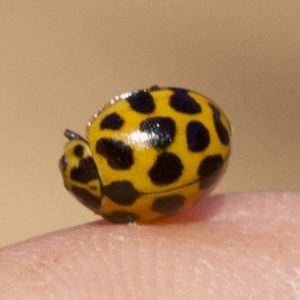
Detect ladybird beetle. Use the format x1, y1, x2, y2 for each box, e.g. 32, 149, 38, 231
60, 87, 231, 223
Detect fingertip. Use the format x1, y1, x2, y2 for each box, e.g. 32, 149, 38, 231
1, 192, 299, 299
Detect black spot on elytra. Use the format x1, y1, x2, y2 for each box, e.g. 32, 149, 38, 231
100, 113, 124, 130
186, 121, 210, 152
72, 186, 101, 210
102, 211, 140, 223
148, 152, 183, 185
209, 103, 230, 145
152, 195, 185, 215
198, 155, 224, 189
127, 90, 155, 114
96, 138, 134, 170
140, 117, 176, 149
73, 144, 84, 158
103, 181, 140, 206
149, 85, 160, 91
70, 157, 99, 184
169, 88, 201, 114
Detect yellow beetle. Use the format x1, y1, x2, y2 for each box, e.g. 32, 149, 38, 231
60, 87, 231, 223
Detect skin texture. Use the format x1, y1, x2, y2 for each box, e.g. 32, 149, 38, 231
1, 192, 300, 299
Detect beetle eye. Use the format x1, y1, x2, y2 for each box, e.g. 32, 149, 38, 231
59, 155, 68, 173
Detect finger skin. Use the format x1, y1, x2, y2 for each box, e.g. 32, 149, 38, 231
1, 192, 300, 300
